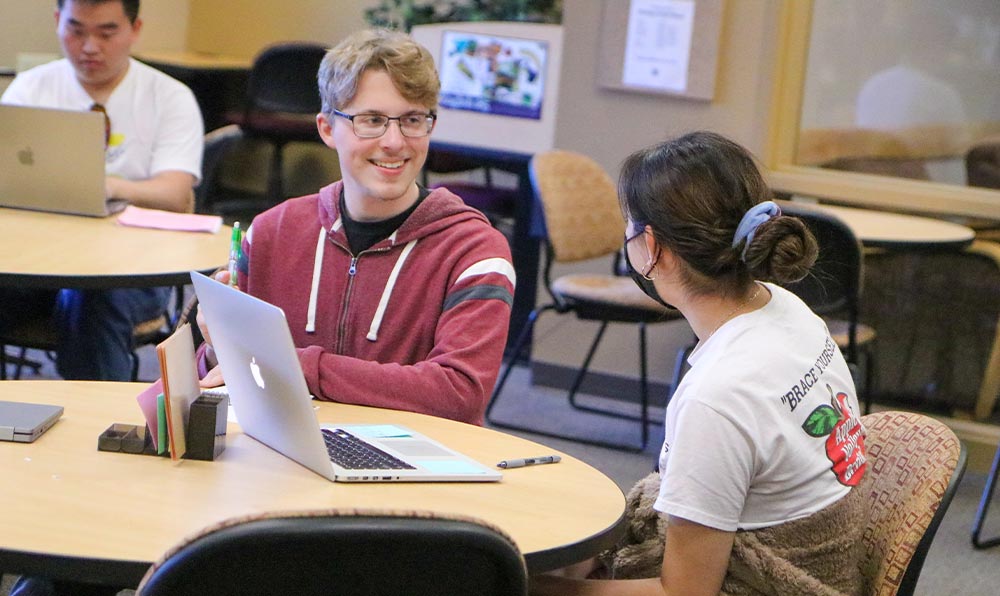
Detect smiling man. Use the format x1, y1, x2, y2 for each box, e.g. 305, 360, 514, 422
0, 0, 203, 386
196, 29, 515, 426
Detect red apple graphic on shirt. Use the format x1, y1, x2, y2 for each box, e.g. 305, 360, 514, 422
802, 385, 867, 486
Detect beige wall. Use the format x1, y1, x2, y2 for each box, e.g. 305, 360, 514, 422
0, 1, 62, 69
0, 0, 189, 69
557, 0, 778, 171
133, 0, 191, 54
532, 0, 781, 384
186, 0, 367, 59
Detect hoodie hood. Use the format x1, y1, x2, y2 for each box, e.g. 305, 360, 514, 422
316, 181, 492, 247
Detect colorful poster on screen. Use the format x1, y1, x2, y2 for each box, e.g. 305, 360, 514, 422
439, 31, 548, 120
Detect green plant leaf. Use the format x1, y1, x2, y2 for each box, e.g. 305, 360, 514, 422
802, 405, 840, 437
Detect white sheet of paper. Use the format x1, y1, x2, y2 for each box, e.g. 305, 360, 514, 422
622, 0, 696, 93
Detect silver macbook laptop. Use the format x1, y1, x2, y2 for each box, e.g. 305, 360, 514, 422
190, 271, 502, 483
0, 401, 63, 443
0, 104, 126, 217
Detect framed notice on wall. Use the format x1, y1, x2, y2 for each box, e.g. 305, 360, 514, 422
597, 0, 724, 101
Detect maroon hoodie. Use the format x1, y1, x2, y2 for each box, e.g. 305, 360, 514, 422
220, 181, 515, 425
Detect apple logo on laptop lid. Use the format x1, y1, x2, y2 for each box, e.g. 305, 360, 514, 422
250, 356, 266, 389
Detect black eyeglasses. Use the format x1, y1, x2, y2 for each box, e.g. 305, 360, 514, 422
90, 103, 110, 148
332, 109, 436, 138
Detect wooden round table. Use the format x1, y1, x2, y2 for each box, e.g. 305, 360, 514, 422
0, 381, 627, 587
0, 208, 232, 289
780, 202, 976, 251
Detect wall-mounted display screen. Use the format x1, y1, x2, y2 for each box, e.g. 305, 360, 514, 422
439, 31, 548, 120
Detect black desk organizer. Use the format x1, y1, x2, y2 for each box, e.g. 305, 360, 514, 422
97, 394, 227, 461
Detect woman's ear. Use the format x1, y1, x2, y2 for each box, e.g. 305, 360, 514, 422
645, 226, 681, 279
642, 225, 665, 271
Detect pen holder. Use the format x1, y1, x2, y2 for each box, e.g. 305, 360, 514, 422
97, 423, 153, 454
97, 394, 228, 460
184, 394, 228, 461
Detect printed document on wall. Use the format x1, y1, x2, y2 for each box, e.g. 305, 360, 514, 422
622, 0, 695, 93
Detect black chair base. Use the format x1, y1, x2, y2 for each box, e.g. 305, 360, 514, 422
0, 348, 46, 380
972, 438, 1000, 549
486, 305, 681, 453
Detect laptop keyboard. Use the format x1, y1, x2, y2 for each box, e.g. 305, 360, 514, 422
321, 428, 416, 470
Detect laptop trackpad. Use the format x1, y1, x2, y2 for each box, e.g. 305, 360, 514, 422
381, 438, 454, 457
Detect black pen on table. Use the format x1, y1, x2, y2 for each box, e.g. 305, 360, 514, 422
496, 455, 561, 469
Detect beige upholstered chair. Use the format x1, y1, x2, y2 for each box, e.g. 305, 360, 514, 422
136, 508, 527, 596
486, 150, 685, 451
859, 411, 966, 596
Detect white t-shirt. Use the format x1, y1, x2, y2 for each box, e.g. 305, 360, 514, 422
1, 58, 203, 183
655, 283, 867, 532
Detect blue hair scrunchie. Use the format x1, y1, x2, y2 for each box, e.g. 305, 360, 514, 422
732, 201, 781, 261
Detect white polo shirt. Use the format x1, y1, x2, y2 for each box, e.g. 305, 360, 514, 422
1, 57, 203, 183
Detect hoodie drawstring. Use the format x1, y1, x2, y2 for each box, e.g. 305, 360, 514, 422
306, 217, 415, 342
367, 239, 417, 341
305, 227, 327, 333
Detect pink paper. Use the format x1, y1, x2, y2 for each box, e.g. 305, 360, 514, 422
136, 378, 164, 447
117, 205, 223, 233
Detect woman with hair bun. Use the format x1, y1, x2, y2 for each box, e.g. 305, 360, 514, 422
533, 132, 869, 596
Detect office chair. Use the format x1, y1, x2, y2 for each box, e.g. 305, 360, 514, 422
966, 135, 1000, 190
423, 147, 518, 233
781, 202, 878, 411
859, 411, 966, 596
486, 150, 685, 452
136, 509, 528, 596
194, 124, 245, 216
962, 241, 1000, 548
0, 287, 184, 381
226, 42, 327, 207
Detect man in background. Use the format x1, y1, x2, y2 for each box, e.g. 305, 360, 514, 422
0, 0, 203, 383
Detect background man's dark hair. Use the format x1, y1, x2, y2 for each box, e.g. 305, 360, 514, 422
57, 0, 140, 24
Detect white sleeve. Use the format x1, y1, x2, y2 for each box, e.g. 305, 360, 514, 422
654, 399, 755, 532
150, 82, 204, 183
1, 73, 36, 106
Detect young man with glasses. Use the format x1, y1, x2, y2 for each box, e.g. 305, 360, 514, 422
0, 0, 203, 383
196, 29, 515, 426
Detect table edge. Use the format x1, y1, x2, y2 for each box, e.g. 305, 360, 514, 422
0, 508, 628, 586
0, 267, 218, 290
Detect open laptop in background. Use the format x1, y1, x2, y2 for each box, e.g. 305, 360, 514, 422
0, 104, 126, 217
190, 271, 502, 483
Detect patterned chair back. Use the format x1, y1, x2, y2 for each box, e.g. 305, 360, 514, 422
859, 411, 966, 596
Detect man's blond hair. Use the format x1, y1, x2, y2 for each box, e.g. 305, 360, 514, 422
319, 29, 440, 114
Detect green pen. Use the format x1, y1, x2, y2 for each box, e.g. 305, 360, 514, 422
228, 221, 241, 287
